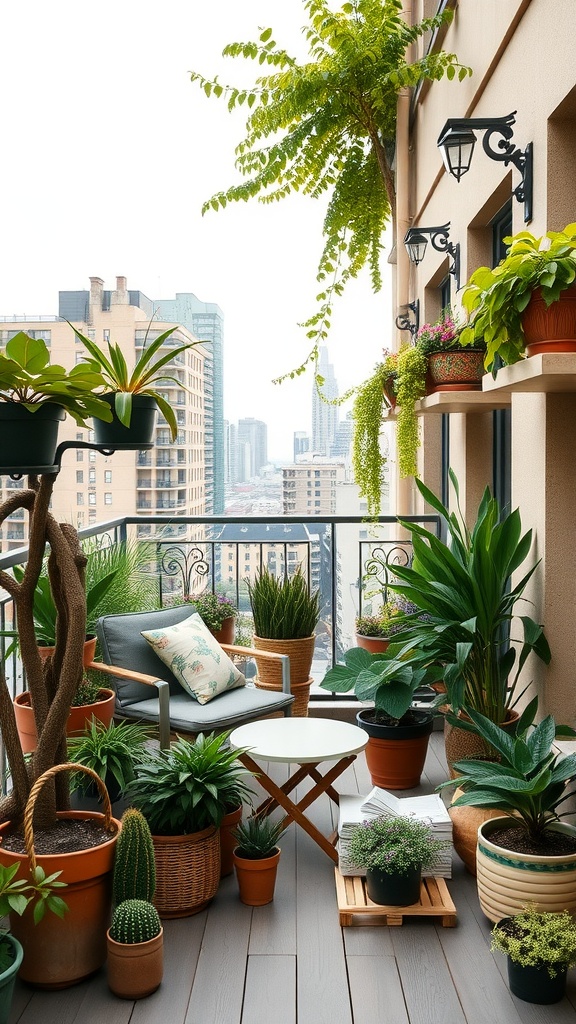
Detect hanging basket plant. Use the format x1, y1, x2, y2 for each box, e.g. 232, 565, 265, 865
351, 360, 390, 519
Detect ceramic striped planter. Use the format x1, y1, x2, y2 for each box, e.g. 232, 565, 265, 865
476, 817, 576, 923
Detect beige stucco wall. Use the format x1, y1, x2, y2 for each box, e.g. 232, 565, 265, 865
401, 0, 576, 719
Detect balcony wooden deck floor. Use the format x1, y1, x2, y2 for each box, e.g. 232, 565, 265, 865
10, 731, 576, 1024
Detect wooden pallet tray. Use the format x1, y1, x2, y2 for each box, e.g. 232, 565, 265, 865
335, 869, 457, 927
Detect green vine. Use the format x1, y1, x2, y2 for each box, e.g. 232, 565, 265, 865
351, 362, 388, 519
395, 346, 427, 478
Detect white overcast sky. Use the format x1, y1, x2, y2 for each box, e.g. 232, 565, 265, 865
0, 0, 391, 460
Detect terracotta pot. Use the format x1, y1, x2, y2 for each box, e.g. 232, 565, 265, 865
355, 634, 390, 655
253, 634, 315, 687
233, 846, 281, 906
448, 786, 504, 877
152, 826, 220, 918
14, 688, 116, 754
523, 284, 576, 355
427, 348, 485, 392
0, 796, 120, 988
357, 709, 433, 790
220, 804, 242, 878
476, 818, 576, 923
37, 634, 97, 668
211, 616, 235, 645
106, 928, 164, 999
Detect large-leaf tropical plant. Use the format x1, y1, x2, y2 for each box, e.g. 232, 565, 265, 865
71, 324, 203, 441
0, 333, 111, 426
388, 472, 551, 725
190, 0, 471, 379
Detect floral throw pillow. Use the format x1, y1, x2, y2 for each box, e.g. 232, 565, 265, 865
141, 613, 245, 704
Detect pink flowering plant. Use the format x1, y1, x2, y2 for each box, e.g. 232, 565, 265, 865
415, 310, 465, 355
186, 590, 237, 632
348, 814, 449, 875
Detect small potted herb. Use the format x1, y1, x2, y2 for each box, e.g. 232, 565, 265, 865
491, 906, 576, 1004
347, 814, 449, 906
232, 816, 287, 906
186, 590, 238, 644
355, 599, 405, 654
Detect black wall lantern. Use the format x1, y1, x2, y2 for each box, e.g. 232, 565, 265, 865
395, 299, 420, 337
403, 223, 460, 291
437, 110, 533, 222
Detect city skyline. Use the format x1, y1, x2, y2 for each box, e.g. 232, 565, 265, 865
0, 0, 391, 461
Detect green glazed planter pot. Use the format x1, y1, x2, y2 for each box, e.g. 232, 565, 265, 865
0, 935, 23, 1024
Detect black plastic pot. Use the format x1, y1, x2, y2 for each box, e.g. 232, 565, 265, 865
92, 394, 157, 446
507, 957, 567, 1004
365, 865, 421, 906
356, 709, 434, 789
0, 402, 65, 472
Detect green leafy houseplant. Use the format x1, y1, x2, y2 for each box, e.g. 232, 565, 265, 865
0, 332, 111, 426
321, 646, 437, 726
395, 344, 427, 478
388, 472, 551, 725
186, 591, 237, 632
67, 720, 150, 798
491, 906, 576, 979
233, 816, 286, 859
190, 0, 470, 377
460, 223, 576, 372
439, 701, 576, 846
71, 323, 203, 441
125, 733, 254, 836
351, 361, 389, 519
347, 814, 448, 874
246, 566, 320, 640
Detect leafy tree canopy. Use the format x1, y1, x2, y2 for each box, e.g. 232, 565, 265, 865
191, 0, 471, 385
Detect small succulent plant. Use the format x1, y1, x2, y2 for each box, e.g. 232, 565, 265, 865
233, 816, 286, 859
109, 900, 161, 944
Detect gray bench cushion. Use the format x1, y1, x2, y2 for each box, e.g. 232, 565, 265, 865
121, 684, 293, 733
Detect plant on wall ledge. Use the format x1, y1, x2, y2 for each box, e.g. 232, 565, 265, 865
395, 345, 427, 478
351, 361, 390, 519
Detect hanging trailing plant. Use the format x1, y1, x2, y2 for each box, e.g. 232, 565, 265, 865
395, 346, 427, 478
351, 362, 389, 519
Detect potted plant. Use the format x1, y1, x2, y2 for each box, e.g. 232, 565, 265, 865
232, 816, 286, 906
439, 702, 576, 921
346, 814, 449, 906
71, 322, 203, 444
388, 472, 551, 769
350, 360, 390, 519
106, 808, 162, 999
124, 732, 254, 917
67, 719, 150, 808
321, 646, 440, 789
355, 599, 405, 655
107, 900, 163, 1000
0, 861, 67, 1023
460, 222, 576, 372
14, 674, 116, 755
491, 906, 576, 1005
247, 565, 320, 716
0, 332, 111, 470
395, 343, 427, 479
185, 590, 238, 645
415, 310, 485, 392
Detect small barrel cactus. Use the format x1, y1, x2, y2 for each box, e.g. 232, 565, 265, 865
113, 808, 156, 905
109, 900, 161, 944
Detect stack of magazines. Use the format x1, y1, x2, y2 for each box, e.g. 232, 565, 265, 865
338, 787, 453, 878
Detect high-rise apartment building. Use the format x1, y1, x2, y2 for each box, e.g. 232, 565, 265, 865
282, 461, 346, 515
0, 277, 208, 549
311, 348, 339, 456
293, 431, 311, 461
235, 419, 268, 481
152, 293, 224, 514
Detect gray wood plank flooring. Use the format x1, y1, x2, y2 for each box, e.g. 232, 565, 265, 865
9, 730, 576, 1024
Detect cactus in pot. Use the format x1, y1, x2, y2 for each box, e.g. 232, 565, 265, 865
112, 808, 156, 906
109, 900, 161, 944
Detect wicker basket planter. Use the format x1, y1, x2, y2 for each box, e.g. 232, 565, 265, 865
253, 633, 315, 700
152, 825, 220, 918
254, 676, 312, 718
